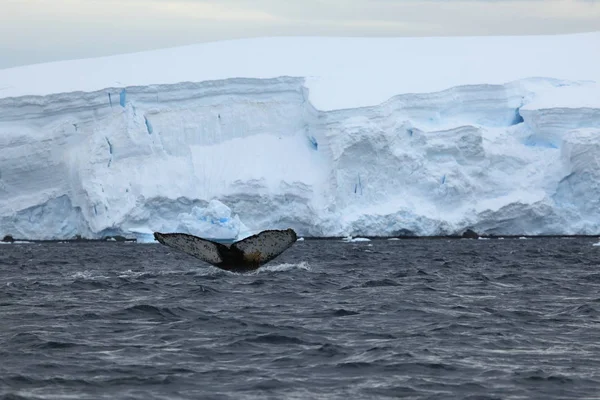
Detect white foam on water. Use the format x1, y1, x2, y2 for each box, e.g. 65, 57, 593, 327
117, 270, 147, 279
71, 271, 94, 279
255, 261, 311, 274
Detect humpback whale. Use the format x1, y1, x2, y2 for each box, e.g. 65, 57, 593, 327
154, 229, 297, 272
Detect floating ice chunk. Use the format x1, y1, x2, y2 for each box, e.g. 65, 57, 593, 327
342, 236, 371, 242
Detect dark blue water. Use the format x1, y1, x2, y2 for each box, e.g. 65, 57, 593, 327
1, 238, 600, 399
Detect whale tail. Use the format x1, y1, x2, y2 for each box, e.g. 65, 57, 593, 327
154, 228, 297, 271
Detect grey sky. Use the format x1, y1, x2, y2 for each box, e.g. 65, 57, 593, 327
1, 0, 599, 69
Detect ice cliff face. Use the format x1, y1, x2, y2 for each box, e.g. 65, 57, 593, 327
1, 74, 599, 239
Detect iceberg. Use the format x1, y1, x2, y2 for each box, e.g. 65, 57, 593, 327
0, 33, 599, 239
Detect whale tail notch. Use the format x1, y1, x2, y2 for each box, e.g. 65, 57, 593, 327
154, 228, 297, 271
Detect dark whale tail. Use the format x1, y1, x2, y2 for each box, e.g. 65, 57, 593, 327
154, 229, 297, 272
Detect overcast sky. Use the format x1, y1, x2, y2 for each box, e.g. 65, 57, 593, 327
1, 0, 599, 69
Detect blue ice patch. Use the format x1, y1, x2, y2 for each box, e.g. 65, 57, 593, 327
144, 116, 153, 135
512, 108, 524, 125
119, 89, 127, 107
308, 136, 318, 150
523, 136, 559, 149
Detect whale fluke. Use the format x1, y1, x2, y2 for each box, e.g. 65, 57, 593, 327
154, 228, 297, 272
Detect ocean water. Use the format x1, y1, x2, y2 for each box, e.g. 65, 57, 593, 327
1, 238, 600, 399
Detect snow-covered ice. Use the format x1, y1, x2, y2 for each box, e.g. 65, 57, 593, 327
0, 33, 599, 239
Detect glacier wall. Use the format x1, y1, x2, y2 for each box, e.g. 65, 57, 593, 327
1, 77, 599, 239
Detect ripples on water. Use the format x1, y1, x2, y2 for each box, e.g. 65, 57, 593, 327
1, 239, 600, 399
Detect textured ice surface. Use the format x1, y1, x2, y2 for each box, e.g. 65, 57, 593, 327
0, 34, 599, 239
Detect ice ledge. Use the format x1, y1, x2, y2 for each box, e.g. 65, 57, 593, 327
0, 75, 599, 239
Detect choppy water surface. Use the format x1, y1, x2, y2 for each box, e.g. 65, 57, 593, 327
1, 238, 600, 399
